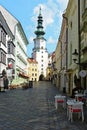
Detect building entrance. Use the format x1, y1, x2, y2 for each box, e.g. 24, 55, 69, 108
39, 74, 44, 81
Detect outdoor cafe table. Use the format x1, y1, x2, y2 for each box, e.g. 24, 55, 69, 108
67, 100, 84, 122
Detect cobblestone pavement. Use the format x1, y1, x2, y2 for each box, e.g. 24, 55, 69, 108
0, 81, 87, 130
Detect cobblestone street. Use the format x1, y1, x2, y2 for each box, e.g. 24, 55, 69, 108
0, 81, 87, 130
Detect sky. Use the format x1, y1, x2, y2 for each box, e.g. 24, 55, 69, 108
0, 0, 69, 57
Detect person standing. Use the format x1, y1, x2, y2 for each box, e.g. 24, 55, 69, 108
72, 78, 84, 98
3, 76, 9, 91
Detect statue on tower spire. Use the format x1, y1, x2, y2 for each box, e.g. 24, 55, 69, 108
39, 7, 41, 16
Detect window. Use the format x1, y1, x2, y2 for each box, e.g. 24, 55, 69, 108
32, 73, 34, 76
8, 43, 10, 53
0, 51, 6, 64
35, 73, 37, 76
0, 29, 6, 46
70, 43, 72, 65
32, 68, 34, 71
70, 21, 72, 29
8, 41, 15, 55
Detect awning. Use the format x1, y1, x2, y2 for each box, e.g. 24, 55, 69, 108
18, 72, 29, 79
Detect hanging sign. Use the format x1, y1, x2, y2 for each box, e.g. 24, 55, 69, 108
79, 70, 87, 77
8, 62, 12, 68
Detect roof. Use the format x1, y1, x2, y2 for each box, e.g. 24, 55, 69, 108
0, 5, 18, 35
27, 58, 38, 64
18, 72, 29, 79
0, 11, 14, 39
0, 5, 29, 44
17, 22, 29, 45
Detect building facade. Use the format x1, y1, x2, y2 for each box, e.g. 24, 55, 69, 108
0, 11, 14, 89
54, 0, 87, 96
55, 12, 68, 93
27, 58, 39, 82
55, 40, 61, 89
46, 53, 53, 81
65, 0, 79, 95
0, 5, 29, 86
80, 0, 87, 89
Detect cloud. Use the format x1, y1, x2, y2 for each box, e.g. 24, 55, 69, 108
31, 0, 69, 30
56, 0, 69, 10
29, 36, 34, 44
32, 3, 54, 30
29, 0, 69, 44
57, 0, 69, 4
47, 36, 57, 44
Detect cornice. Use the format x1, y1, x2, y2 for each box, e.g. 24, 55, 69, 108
17, 22, 29, 45
65, 0, 74, 17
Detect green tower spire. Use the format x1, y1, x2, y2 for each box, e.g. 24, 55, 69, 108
35, 7, 45, 38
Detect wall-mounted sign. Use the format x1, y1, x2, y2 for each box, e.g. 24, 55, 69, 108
79, 70, 86, 77
8, 62, 12, 68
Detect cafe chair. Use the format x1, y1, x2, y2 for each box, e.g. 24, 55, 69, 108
55, 95, 66, 109
69, 102, 84, 122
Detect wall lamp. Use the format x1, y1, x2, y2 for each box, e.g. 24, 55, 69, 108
72, 49, 78, 63
72, 49, 87, 67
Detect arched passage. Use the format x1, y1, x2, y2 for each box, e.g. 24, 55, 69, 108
39, 74, 44, 81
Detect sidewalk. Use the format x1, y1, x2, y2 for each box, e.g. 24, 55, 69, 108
0, 81, 87, 130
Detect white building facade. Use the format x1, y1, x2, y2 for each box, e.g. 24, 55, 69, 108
0, 5, 29, 85
0, 11, 14, 74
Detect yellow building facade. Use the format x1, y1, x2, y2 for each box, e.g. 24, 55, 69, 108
27, 58, 39, 82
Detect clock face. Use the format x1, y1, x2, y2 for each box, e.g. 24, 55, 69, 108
79, 70, 87, 77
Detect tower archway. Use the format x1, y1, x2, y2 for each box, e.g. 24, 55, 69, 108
39, 74, 44, 81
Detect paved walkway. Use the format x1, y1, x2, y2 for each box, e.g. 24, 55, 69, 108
0, 81, 87, 130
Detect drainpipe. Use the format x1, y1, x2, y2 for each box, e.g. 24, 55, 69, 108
78, 0, 81, 74
62, 14, 68, 93
62, 13, 68, 71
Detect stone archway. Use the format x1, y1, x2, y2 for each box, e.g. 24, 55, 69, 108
39, 74, 44, 81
